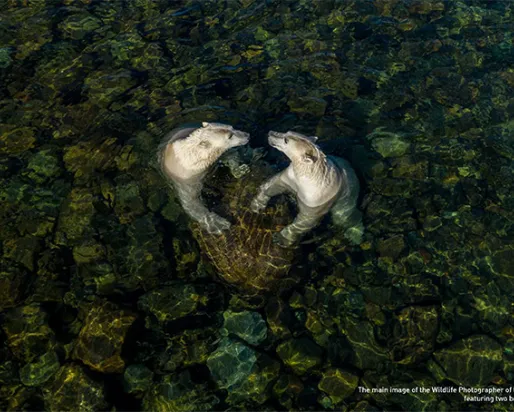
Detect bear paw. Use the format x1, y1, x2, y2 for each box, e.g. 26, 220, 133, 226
344, 224, 364, 245
203, 213, 231, 234
272, 231, 297, 248
250, 197, 267, 213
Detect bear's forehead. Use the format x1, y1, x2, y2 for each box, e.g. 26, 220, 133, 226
286, 131, 316, 145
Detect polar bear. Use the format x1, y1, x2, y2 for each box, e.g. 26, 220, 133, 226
250, 130, 363, 247
158, 122, 250, 234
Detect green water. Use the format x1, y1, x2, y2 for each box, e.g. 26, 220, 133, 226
1, 0, 513, 410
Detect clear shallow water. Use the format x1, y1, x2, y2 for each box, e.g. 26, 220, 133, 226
0, 0, 513, 410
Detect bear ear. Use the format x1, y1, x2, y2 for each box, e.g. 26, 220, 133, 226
302, 152, 317, 164
199, 140, 211, 148
307, 135, 318, 143
202, 122, 211, 128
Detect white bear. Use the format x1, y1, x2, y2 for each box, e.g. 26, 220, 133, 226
251, 130, 363, 247
158, 122, 250, 234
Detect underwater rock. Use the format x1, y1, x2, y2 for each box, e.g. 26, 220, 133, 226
72, 242, 105, 265
391, 306, 439, 364
227, 353, 280, 405
44, 363, 107, 411
288, 96, 327, 117
345, 320, 389, 370
25, 149, 61, 183
388, 378, 440, 411
276, 338, 323, 375
0, 47, 12, 68
0, 384, 44, 412
318, 368, 359, 404
265, 297, 292, 339
123, 364, 154, 394
207, 337, 279, 405
377, 235, 405, 260
3, 236, 40, 271
63, 138, 119, 181
433, 335, 503, 386
115, 145, 138, 171
487, 248, 514, 278
157, 327, 218, 372
114, 214, 167, 292
73, 299, 136, 373
273, 374, 304, 409
114, 177, 146, 224
367, 128, 410, 158
138, 283, 212, 323
0, 127, 36, 155
84, 70, 138, 108
423, 215, 442, 232
0, 266, 29, 311
2, 304, 56, 363
60, 13, 102, 40
207, 337, 257, 389
19, 350, 60, 387
55, 188, 96, 246
142, 370, 218, 412
222, 310, 267, 345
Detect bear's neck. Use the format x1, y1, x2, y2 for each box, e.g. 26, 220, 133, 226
292, 156, 332, 186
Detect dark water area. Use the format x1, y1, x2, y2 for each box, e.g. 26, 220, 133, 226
1, 0, 514, 410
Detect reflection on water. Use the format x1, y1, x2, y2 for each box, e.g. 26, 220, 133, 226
1, 0, 513, 410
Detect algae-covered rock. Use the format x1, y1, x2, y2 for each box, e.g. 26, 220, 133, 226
487, 248, 514, 278
367, 128, 410, 158
25, 149, 61, 182
3, 236, 41, 271
222, 310, 267, 345
142, 370, 218, 412
265, 297, 292, 339
227, 353, 280, 405
276, 337, 323, 375
84, 69, 138, 108
158, 327, 218, 372
44, 363, 107, 411
207, 337, 257, 389
114, 177, 146, 224
123, 364, 154, 394
273, 374, 304, 409
0, 384, 44, 412
207, 337, 279, 404
377, 235, 405, 260
59, 13, 102, 40
73, 299, 136, 373
0, 47, 12, 68
63, 138, 119, 181
0, 127, 36, 155
433, 335, 503, 386
19, 350, 60, 387
288, 96, 327, 117
55, 188, 96, 246
388, 379, 440, 411
318, 368, 359, 404
72, 242, 105, 265
391, 306, 439, 364
113, 214, 167, 292
2, 304, 55, 363
138, 283, 213, 323
345, 320, 389, 370
0, 266, 29, 311
423, 215, 442, 232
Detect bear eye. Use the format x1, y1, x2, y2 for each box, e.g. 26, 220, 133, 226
228, 133, 233, 139
284, 137, 289, 144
